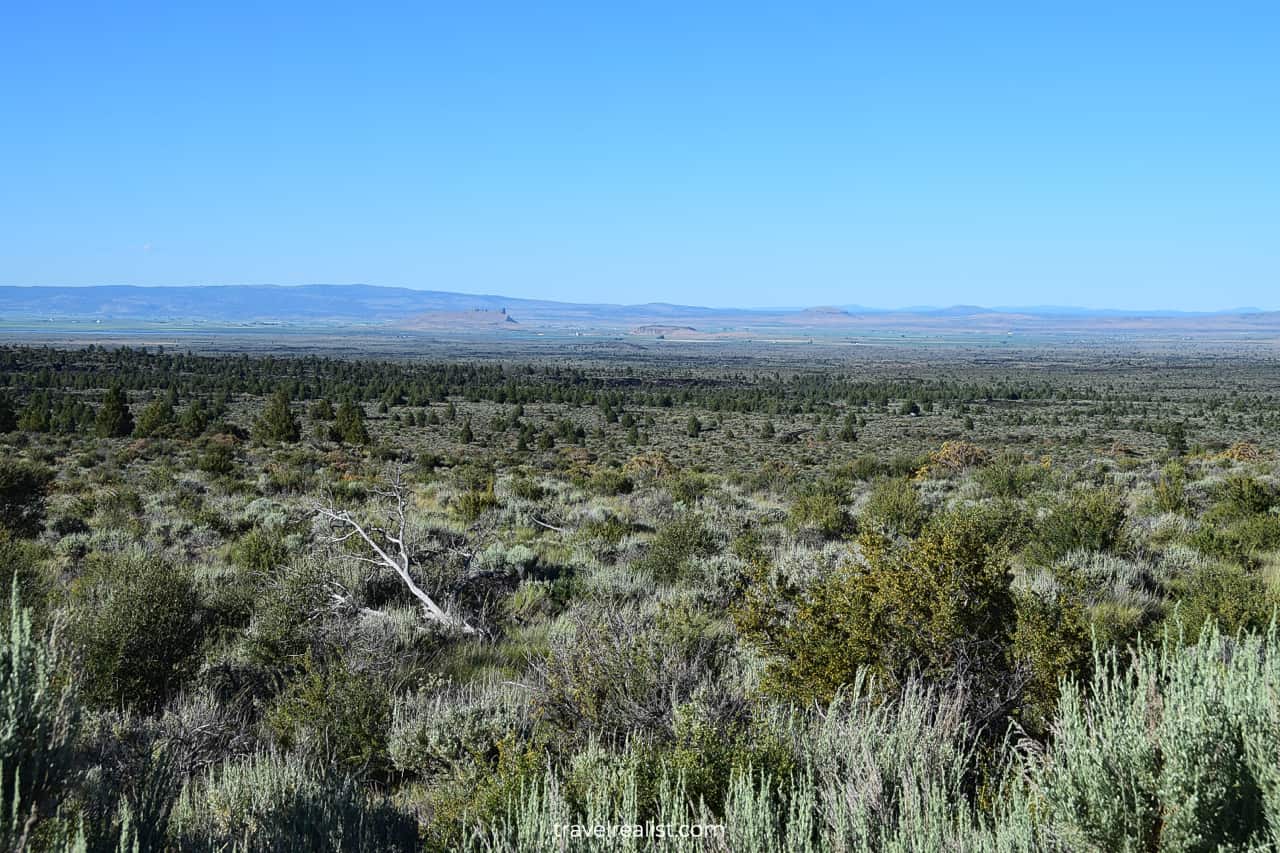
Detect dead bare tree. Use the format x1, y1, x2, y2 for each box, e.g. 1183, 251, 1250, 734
314, 467, 475, 634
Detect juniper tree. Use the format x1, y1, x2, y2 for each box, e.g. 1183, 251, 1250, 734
94, 385, 134, 437
310, 399, 335, 420
133, 395, 176, 438
333, 399, 370, 444
178, 398, 209, 437
839, 411, 858, 442
1166, 421, 1188, 457
255, 387, 300, 443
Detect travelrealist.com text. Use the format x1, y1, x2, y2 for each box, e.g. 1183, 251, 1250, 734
553, 822, 726, 840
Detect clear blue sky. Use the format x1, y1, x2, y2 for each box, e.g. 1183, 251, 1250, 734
2, 2, 1277, 310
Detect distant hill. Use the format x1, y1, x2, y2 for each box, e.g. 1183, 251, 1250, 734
0, 285, 760, 327
0, 285, 567, 324
2, 284, 1279, 338
629, 325, 697, 337
401, 308, 520, 331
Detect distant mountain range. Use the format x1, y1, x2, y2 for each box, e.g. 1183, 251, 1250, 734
0, 285, 742, 325
2, 284, 1278, 338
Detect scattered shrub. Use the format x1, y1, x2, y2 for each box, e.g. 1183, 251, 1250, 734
1012, 577, 1093, 733
754, 510, 1017, 713
859, 477, 928, 538
453, 479, 498, 523
229, 525, 292, 577
0, 534, 51, 626
68, 553, 204, 709
788, 491, 851, 539
171, 752, 416, 852
1215, 474, 1278, 519
1026, 488, 1128, 565
0, 460, 52, 537
268, 655, 393, 782
1, 588, 79, 849
390, 683, 532, 779
634, 515, 717, 581
534, 606, 734, 743
976, 451, 1045, 498
588, 468, 634, 496
1164, 562, 1277, 638
1152, 460, 1188, 513
246, 558, 331, 668
1190, 512, 1280, 567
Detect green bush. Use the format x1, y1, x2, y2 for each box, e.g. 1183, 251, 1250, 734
1152, 460, 1188, 513
68, 553, 204, 709
0, 459, 52, 537
1215, 474, 1278, 518
446, 676, 987, 853
788, 491, 850, 539
420, 732, 545, 853
976, 452, 1045, 498
859, 477, 928, 538
1191, 475, 1280, 566
534, 606, 733, 743
634, 515, 717, 581
588, 468, 633, 496
1026, 488, 1128, 565
507, 475, 544, 500
1012, 579, 1092, 734
268, 655, 393, 782
503, 578, 557, 624
246, 558, 331, 668
229, 525, 292, 577
445, 628, 1280, 852
752, 509, 1017, 709
132, 396, 176, 438
964, 498, 1033, 554
667, 471, 712, 504
1190, 513, 1280, 567
453, 479, 497, 523
0, 534, 51, 627
178, 399, 211, 437
845, 454, 887, 481
1026, 626, 1280, 852
664, 695, 794, 814
1164, 562, 1277, 639
195, 440, 238, 476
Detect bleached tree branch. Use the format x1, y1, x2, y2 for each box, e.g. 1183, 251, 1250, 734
314, 467, 475, 634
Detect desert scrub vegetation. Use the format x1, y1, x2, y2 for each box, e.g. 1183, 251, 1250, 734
6, 343, 1280, 848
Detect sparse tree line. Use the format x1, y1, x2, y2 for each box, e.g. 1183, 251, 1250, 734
6, 344, 1280, 457
0, 344, 1186, 420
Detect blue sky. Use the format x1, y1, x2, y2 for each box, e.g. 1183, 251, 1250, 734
2, 1, 1277, 309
